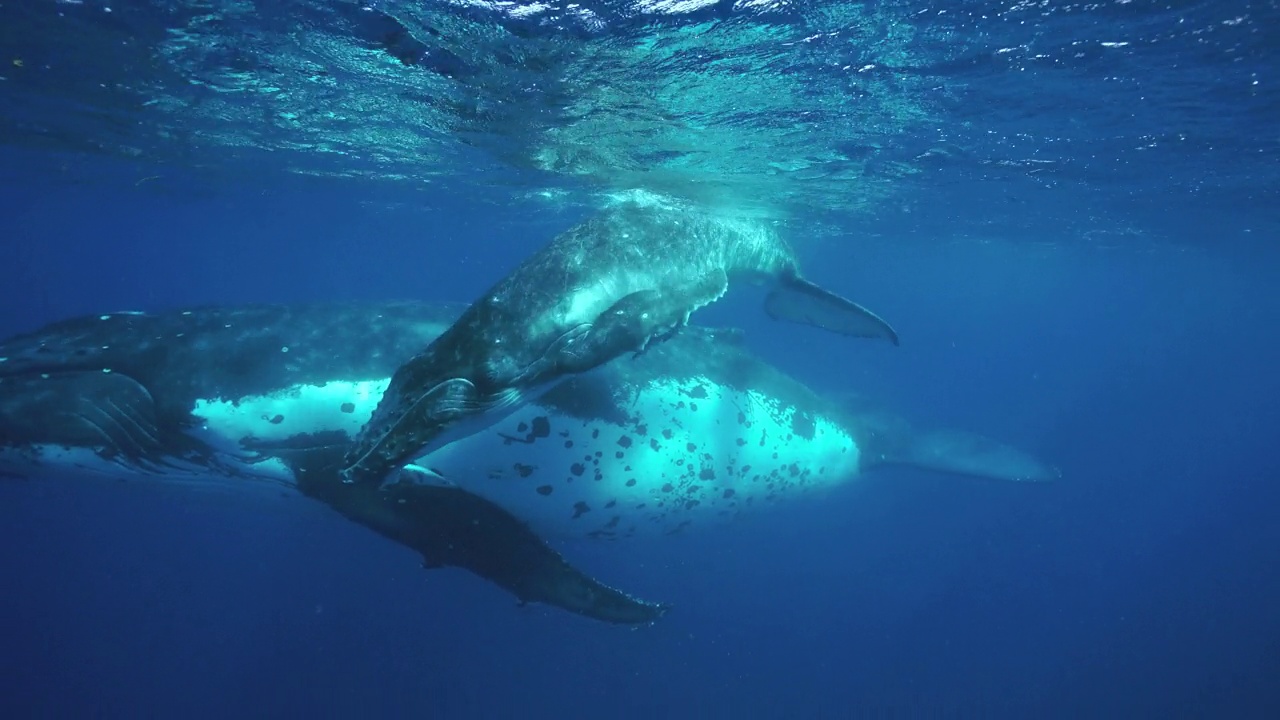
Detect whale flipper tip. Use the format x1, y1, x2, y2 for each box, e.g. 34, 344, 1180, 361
765, 277, 899, 345
900, 430, 1057, 483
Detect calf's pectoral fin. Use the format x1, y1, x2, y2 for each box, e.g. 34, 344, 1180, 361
565, 271, 729, 372
765, 276, 899, 345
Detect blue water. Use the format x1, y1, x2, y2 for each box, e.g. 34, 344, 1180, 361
2, 0, 1279, 716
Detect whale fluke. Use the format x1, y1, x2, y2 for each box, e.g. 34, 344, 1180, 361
765, 276, 900, 345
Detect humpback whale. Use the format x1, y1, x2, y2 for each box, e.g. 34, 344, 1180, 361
2, 301, 1052, 547
340, 203, 900, 486
0, 303, 666, 625
393, 328, 1056, 540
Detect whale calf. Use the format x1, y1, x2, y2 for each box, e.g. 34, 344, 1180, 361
341, 202, 900, 486
0, 302, 1053, 618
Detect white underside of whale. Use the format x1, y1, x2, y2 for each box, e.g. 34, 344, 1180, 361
2, 375, 862, 539
424, 376, 861, 539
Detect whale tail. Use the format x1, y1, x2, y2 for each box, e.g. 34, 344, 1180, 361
875, 428, 1059, 482
764, 276, 900, 345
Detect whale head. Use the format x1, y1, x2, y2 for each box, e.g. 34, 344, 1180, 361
339, 367, 525, 485
338, 293, 605, 486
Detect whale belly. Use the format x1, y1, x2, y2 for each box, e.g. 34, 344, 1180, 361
422, 376, 862, 539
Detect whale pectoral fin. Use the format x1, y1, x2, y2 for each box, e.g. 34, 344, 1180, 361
765, 276, 899, 345
380, 482, 670, 625
877, 429, 1059, 482
565, 271, 729, 371
0, 370, 171, 469
286, 445, 669, 625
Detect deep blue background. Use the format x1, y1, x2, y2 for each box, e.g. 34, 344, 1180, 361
1, 155, 1278, 717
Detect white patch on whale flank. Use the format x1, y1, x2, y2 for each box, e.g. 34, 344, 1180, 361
12, 371, 868, 541
191, 379, 389, 443
421, 375, 862, 539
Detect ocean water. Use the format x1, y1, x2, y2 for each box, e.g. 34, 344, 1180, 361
1, 0, 1278, 717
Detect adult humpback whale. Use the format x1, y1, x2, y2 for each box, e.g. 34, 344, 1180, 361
340, 203, 901, 486
0, 303, 667, 625
1, 301, 1052, 545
